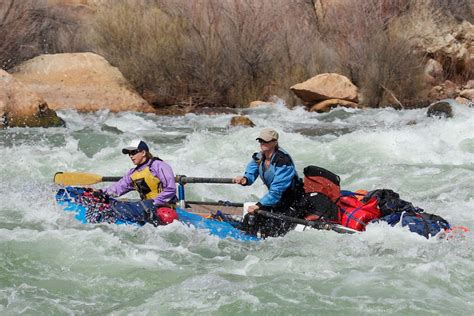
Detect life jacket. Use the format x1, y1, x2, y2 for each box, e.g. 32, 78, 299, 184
336, 194, 381, 231
130, 157, 163, 200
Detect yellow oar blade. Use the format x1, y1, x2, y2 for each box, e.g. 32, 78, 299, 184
54, 172, 104, 185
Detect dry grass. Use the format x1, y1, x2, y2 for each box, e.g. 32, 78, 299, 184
4, 0, 469, 108
316, 0, 427, 107
87, 0, 340, 107
0, 0, 85, 70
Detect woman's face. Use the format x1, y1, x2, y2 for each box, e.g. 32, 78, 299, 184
128, 150, 147, 165
258, 139, 277, 151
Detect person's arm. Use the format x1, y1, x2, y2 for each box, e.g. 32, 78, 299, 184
103, 169, 134, 197
150, 160, 177, 206
258, 163, 296, 207
242, 153, 261, 186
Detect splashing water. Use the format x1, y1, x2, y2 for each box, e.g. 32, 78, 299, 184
1, 104, 473, 314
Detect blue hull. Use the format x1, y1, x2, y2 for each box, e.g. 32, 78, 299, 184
56, 187, 258, 241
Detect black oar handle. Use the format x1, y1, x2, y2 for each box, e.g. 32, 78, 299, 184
176, 175, 234, 184
102, 176, 122, 182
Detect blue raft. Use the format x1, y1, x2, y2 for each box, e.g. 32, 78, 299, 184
56, 186, 258, 241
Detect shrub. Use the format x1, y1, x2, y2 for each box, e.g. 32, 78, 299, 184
316, 0, 427, 107
88, 0, 338, 107
0, 0, 84, 70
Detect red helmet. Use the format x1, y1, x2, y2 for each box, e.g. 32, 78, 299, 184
156, 207, 179, 225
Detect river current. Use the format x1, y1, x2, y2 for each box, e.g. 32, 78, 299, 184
1, 103, 473, 315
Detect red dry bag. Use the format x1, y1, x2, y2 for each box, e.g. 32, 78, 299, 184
337, 196, 381, 231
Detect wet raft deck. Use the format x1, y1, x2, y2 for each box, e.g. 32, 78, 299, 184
186, 203, 243, 217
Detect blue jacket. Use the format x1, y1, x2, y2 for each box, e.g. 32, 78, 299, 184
243, 148, 298, 207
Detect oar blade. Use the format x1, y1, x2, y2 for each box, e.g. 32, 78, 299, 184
54, 172, 104, 185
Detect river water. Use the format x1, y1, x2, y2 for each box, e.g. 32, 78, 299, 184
1, 103, 473, 315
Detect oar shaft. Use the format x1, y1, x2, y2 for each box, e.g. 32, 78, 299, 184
176, 175, 234, 184
186, 200, 244, 207
102, 176, 122, 182
255, 209, 356, 234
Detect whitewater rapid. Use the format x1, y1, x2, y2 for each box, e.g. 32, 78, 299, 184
0, 103, 473, 314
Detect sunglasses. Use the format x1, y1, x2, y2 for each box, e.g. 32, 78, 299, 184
128, 149, 141, 156
257, 139, 274, 144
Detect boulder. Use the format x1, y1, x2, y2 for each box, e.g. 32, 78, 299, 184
424, 58, 444, 84
460, 89, 474, 100
465, 80, 474, 89
309, 99, 361, 113
248, 100, 276, 108
0, 70, 64, 128
11, 53, 154, 113
412, 20, 474, 79
427, 101, 453, 118
427, 80, 460, 100
230, 115, 255, 127
291, 73, 358, 104
455, 96, 470, 105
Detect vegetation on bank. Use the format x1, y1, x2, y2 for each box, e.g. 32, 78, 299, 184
1, 0, 472, 109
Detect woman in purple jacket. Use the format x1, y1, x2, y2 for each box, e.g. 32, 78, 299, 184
104, 140, 178, 225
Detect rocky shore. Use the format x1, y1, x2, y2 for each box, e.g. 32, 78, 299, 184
1, 1, 472, 128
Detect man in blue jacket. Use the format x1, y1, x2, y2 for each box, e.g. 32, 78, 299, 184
233, 128, 302, 237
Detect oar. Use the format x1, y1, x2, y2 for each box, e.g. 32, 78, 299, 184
54, 172, 235, 186
176, 175, 234, 184
186, 200, 244, 207
255, 209, 357, 234
53, 172, 121, 185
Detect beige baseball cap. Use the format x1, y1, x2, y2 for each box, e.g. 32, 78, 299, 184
256, 128, 279, 142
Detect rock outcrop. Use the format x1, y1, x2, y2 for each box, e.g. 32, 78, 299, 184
291, 73, 359, 104
427, 100, 457, 118
309, 99, 361, 113
0, 70, 64, 128
11, 53, 154, 113
230, 115, 255, 127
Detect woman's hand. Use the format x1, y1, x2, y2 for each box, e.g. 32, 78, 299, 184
247, 205, 259, 214
233, 176, 247, 185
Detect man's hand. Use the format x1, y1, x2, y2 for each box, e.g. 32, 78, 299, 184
233, 176, 247, 185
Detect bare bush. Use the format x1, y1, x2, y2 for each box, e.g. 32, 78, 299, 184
88, 0, 340, 107
431, 0, 474, 22
0, 0, 85, 70
91, 0, 465, 108
317, 0, 426, 106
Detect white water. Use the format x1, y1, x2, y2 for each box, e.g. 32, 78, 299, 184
1, 103, 473, 315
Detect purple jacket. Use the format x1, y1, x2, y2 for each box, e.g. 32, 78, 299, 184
104, 158, 177, 206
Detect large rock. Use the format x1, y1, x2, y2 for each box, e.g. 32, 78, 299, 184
427, 100, 454, 118
424, 58, 444, 85
11, 53, 154, 113
460, 89, 474, 100
0, 70, 64, 128
309, 99, 361, 113
230, 115, 255, 127
248, 100, 277, 108
290, 73, 359, 104
411, 20, 474, 79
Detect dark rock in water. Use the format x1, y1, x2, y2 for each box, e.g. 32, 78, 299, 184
230, 115, 255, 127
101, 124, 123, 134
427, 101, 453, 118
6, 103, 65, 127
